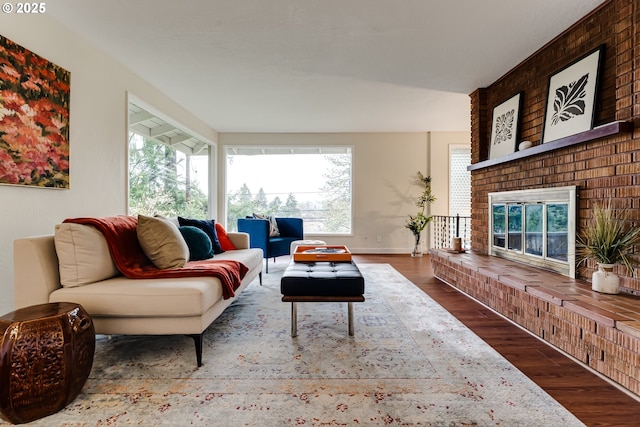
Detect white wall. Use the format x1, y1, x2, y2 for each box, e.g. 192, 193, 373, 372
0, 14, 217, 314
218, 132, 468, 254
0, 14, 470, 315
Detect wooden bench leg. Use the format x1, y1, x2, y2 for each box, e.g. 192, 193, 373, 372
348, 302, 354, 336
291, 302, 297, 337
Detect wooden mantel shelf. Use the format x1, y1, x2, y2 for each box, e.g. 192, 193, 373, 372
468, 121, 634, 171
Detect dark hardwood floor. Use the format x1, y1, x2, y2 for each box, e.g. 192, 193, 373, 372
352, 254, 640, 427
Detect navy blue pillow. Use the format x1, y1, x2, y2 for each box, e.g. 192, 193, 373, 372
178, 217, 224, 254
178, 226, 214, 261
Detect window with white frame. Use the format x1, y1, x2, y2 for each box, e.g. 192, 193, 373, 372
128, 101, 211, 219
449, 145, 471, 217
225, 146, 352, 234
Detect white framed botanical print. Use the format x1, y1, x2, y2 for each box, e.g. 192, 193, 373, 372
489, 92, 521, 159
542, 45, 604, 144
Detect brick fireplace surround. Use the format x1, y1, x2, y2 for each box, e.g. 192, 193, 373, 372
431, 0, 640, 396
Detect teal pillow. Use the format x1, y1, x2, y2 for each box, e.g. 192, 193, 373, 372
178, 226, 214, 261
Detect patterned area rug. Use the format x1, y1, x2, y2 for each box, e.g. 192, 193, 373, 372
10, 263, 585, 426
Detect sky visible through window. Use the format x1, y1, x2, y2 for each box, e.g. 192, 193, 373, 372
227, 154, 332, 203
225, 149, 352, 233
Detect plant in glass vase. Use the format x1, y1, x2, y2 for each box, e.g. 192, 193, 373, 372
576, 199, 640, 294
405, 172, 435, 257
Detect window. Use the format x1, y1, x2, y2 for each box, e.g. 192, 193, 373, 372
438, 145, 471, 249
449, 145, 471, 216
488, 186, 576, 277
225, 146, 352, 234
128, 101, 211, 219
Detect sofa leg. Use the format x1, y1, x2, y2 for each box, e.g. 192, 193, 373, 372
259, 271, 263, 286
188, 333, 204, 367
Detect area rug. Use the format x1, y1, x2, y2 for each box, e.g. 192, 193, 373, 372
7, 263, 585, 426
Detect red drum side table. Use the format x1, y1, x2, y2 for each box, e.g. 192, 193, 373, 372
0, 302, 95, 424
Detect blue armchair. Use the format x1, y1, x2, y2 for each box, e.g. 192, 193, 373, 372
237, 217, 304, 272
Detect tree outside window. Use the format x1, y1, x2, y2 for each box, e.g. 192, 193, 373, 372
128, 132, 209, 219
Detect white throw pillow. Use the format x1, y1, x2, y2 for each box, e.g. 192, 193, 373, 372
137, 215, 189, 269
253, 213, 280, 237
54, 223, 120, 287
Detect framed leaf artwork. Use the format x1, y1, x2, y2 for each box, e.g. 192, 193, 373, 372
0, 35, 70, 188
542, 45, 604, 144
489, 92, 521, 160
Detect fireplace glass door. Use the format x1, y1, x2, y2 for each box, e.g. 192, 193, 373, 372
492, 204, 506, 248
547, 203, 568, 261
525, 204, 543, 256
507, 205, 522, 251
488, 186, 576, 277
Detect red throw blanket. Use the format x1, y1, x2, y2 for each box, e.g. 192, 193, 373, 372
63, 216, 248, 299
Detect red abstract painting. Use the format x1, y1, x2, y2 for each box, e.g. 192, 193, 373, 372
0, 35, 70, 188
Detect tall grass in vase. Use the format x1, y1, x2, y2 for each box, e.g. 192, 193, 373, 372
576, 200, 640, 294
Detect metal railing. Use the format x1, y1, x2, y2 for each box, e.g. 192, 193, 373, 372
432, 214, 471, 249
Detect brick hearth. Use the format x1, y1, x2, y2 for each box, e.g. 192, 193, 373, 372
431, 249, 640, 396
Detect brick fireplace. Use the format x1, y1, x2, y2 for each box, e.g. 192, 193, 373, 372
431, 0, 640, 395
468, 0, 640, 293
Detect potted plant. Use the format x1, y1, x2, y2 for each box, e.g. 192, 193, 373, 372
576, 199, 640, 294
405, 172, 436, 257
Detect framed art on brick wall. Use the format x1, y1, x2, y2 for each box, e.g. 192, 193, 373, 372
542, 45, 604, 144
489, 92, 521, 160
0, 35, 70, 188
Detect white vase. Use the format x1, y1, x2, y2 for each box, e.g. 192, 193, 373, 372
592, 263, 620, 294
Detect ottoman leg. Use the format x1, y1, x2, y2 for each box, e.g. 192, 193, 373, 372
348, 302, 354, 336
291, 302, 297, 337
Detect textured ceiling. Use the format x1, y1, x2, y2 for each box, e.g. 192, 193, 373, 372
48, 0, 607, 133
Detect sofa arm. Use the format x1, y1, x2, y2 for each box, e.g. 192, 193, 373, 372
227, 232, 249, 250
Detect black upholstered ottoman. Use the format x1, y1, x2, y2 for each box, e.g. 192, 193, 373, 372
280, 262, 365, 337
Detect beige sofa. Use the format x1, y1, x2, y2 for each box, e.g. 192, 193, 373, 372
13, 222, 263, 367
